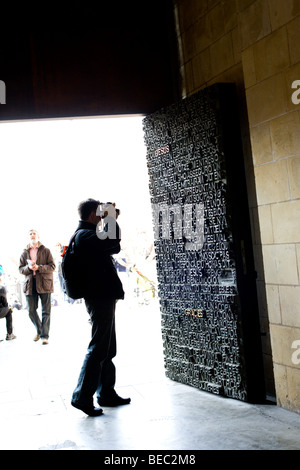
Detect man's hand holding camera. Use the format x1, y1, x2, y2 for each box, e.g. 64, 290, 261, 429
97, 202, 120, 240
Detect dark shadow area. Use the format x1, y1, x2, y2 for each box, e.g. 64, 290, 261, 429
0, 1, 180, 120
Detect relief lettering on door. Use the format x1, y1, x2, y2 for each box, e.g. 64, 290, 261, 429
143, 85, 248, 401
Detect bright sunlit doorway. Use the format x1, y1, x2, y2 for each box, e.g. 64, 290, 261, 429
0, 116, 166, 448
0, 115, 158, 315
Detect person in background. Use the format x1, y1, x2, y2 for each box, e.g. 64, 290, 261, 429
55, 242, 64, 292
0, 273, 16, 341
19, 230, 55, 345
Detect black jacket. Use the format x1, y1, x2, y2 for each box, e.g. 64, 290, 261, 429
0, 285, 10, 317
0, 285, 8, 308
73, 220, 124, 300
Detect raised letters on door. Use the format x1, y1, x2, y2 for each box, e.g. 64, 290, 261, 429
143, 84, 264, 402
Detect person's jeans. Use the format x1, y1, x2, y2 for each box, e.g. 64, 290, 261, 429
26, 278, 51, 339
72, 298, 116, 407
0, 306, 13, 335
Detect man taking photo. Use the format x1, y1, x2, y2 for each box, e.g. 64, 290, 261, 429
70, 198, 130, 417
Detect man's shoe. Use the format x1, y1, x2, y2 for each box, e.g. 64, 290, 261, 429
6, 334, 16, 341
41, 338, 49, 345
98, 394, 131, 407
71, 401, 103, 417
33, 334, 40, 342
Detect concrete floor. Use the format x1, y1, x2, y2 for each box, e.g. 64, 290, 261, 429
0, 296, 300, 451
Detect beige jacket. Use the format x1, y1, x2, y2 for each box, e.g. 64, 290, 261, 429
19, 242, 56, 295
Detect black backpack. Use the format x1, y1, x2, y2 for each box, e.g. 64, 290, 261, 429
61, 231, 85, 300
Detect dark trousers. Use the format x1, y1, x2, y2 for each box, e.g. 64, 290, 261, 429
26, 278, 51, 339
72, 298, 117, 407
0, 306, 13, 335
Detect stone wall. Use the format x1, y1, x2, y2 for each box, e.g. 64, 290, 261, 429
174, 0, 300, 413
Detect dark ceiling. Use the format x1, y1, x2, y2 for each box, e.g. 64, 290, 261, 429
0, 1, 180, 121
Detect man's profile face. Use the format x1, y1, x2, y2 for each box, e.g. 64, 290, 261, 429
90, 211, 102, 226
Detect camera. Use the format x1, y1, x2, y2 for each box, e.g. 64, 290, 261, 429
98, 202, 120, 219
